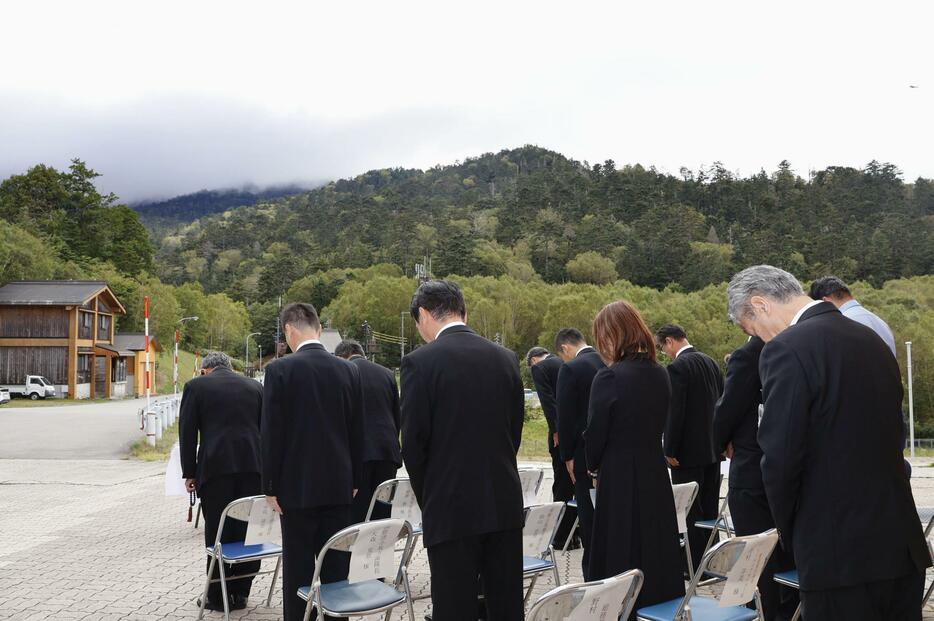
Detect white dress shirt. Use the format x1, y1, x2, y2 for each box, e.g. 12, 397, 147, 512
435, 321, 466, 339
674, 344, 692, 358
295, 338, 323, 350
790, 300, 823, 326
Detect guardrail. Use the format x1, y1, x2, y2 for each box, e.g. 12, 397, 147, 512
139, 396, 181, 447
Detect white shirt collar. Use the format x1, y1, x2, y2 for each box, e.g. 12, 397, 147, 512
790, 300, 823, 326
574, 344, 592, 357
295, 338, 322, 350
675, 344, 692, 358
435, 321, 466, 339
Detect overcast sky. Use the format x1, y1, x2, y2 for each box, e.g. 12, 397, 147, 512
1, 0, 931, 201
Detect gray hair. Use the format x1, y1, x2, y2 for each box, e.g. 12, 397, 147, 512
201, 351, 232, 371
727, 265, 804, 323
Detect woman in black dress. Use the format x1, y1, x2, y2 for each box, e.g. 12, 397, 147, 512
585, 300, 685, 611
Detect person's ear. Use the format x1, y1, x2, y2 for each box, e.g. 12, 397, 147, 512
749, 295, 769, 316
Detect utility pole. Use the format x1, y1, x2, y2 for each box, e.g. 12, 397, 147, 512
400, 312, 406, 358
907, 341, 915, 458
246, 332, 260, 374
275, 295, 281, 359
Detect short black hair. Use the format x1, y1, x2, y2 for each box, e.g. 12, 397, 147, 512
525, 346, 549, 368
655, 324, 687, 345
809, 276, 851, 301
410, 280, 467, 323
334, 339, 365, 358
554, 328, 585, 351
280, 302, 321, 331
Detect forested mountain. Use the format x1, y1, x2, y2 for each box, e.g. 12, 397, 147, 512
153, 145, 934, 306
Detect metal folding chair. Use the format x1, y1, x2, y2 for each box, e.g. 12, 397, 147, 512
773, 570, 801, 621
198, 495, 283, 621
365, 478, 422, 538
297, 518, 417, 621
522, 502, 567, 605
527, 569, 644, 621
519, 467, 546, 508
671, 481, 699, 582
637, 528, 779, 621
560, 498, 579, 553
922, 513, 934, 606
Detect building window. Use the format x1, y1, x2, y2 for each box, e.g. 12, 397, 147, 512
97, 315, 111, 341
112, 358, 127, 383
79, 312, 93, 339
77, 355, 92, 383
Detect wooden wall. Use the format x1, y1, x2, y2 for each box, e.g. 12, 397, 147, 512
0, 346, 68, 384
0, 307, 69, 338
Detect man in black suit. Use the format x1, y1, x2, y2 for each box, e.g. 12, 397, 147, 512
335, 339, 401, 524
554, 328, 605, 581
262, 303, 363, 621
526, 347, 577, 548
179, 351, 263, 612
401, 280, 524, 621
713, 336, 798, 620
656, 324, 723, 571
727, 265, 930, 620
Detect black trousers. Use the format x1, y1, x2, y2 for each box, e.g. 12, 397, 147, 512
800, 572, 924, 621
280, 505, 351, 621
199, 472, 262, 603
670, 462, 720, 571
549, 437, 576, 547
571, 447, 595, 581
729, 487, 799, 621
426, 528, 524, 621
351, 460, 398, 524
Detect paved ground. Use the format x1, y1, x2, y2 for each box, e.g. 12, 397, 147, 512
0, 399, 148, 459
1, 456, 933, 620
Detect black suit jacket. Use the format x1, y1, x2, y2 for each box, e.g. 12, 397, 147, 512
179, 367, 263, 489
348, 355, 401, 466
556, 347, 606, 463
401, 325, 524, 547
664, 347, 723, 467
759, 302, 929, 590
713, 337, 765, 490
261, 343, 363, 509
531, 354, 562, 436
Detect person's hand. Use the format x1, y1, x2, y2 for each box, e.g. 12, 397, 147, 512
553, 432, 559, 447
666, 456, 680, 468
185, 478, 196, 493
725, 442, 734, 460
565, 459, 576, 484
266, 495, 283, 514
352, 488, 358, 498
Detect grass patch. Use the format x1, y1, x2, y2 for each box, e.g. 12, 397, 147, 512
1, 398, 85, 408
155, 348, 199, 396
519, 409, 551, 461
129, 420, 179, 461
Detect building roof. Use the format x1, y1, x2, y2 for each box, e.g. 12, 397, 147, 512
0, 281, 126, 314
113, 333, 162, 354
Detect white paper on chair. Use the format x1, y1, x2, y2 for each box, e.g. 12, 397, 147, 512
522, 504, 563, 556
719, 537, 775, 607
566, 573, 636, 621
389, 480, 421, 528
244, 499, 281, 545
519, 470, 540, 507
589, 488, 597, 508
348, 521, 397, 583
164, 443, 188, 496
671, 486, 693, 534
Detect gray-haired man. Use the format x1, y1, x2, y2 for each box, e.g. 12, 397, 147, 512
727, 265, 928, 620
180, 351, 264, 612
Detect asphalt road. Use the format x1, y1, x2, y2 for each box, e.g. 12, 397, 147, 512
0, 397, 149, 459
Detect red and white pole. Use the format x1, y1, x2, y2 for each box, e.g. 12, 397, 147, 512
144, 296, 156, 446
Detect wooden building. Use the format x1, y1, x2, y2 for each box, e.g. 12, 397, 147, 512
113, 333, 162, 398
0, 281, 127, 399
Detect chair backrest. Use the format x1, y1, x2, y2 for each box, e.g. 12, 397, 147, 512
924, 513, 934, 563
522, 502, 566, 558
315, 518, 415, 587
526, 569, 644, 621
215, 495, 281, 547
670, 482, 699, 535
519, 468, 545, 507
676, 528, 779, 617
366, 478, 422, 529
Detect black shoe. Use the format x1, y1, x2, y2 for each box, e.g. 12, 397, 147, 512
196, 597, 226, 612
229, 594, 248, 610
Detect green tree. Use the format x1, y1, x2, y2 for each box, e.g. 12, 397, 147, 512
566, 251, 618, 284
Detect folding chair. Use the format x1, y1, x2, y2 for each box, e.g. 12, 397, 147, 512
527, 569, 644, 621
365, 478, 422, 540
522, 502, 567, 605
198, 495, 283, 621
297, 518, 417, 621
637, 528, 779, 621
922, 513, 934, 606
671, 482, 699, 582
773, 570, 801, 621
560, 498, 579, 553
519, 467, 546, 508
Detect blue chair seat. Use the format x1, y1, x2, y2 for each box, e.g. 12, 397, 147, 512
207, 542, 282, 561
773, 570, 799, 588
638, 596, 758, 621
297, 580, 405, 614
523, 556, 554, 574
